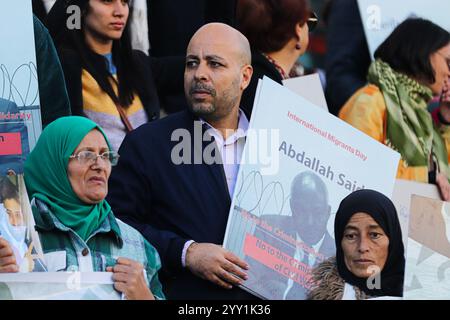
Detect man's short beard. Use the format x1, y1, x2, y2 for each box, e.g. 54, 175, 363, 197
188, 102, 224, 122
188, 100, 215, 113
186, 78, 240, 122
186, 82, 218, 117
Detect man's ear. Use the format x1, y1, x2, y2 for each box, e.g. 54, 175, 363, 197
240, 64, 253, 91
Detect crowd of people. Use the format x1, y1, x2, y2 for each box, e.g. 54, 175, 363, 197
0, 0, 449, 300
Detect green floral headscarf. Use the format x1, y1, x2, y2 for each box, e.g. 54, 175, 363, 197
368, 59, 449, 178
24, 116, 112, 241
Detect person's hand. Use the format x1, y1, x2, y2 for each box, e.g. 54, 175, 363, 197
0, 238, 19, 273
438, 80, 450, 123
436, 173, 450, 201
185, 242, 249, 289
106, 257, 154, 300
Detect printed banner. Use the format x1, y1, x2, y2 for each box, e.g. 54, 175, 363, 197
404, 195, 450, 299
357, 0, 450, 57
223, 77, 400, 299
0, 272, 120, 300
0, 0, 42, 175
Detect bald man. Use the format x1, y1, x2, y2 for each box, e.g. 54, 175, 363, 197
108, 23, 257, 299
245, 171, 335, 300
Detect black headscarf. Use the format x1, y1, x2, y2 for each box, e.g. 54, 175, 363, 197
334, 189, 405, 297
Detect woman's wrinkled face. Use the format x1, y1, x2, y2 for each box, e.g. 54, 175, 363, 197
67, 130, 111, 204
341, 212, 389, 278
429, 43, 450, 95
84, 0, 129, 43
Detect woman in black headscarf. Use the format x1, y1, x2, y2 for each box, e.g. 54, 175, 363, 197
308, 189, 405, 299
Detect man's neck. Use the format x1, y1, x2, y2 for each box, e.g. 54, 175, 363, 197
204, 109, 240, 140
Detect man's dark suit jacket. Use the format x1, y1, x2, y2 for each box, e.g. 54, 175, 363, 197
325, 0, 371, 116
246, 214, 335, 300
107, 110, 256, 300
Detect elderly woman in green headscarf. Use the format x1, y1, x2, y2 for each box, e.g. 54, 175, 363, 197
339, 19, 450, 200
0, 116, 164, 300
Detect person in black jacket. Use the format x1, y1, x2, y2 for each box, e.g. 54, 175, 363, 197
32, 0, 47, 22
324, 0, 371, 116
47, 0, 183, 152
107, 23, 257, 300
33, 15, 72, 128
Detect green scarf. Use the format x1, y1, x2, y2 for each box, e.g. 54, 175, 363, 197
24, 116, 112, 241
368, 59, 449, 178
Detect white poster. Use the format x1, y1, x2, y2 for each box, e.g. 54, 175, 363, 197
223, 77, 400, 299
0, 0, 42, 156
283, 73, 328, 111
392, 179, 440, 247
357, 0, 450, 57
0, 272, 120, 300
404, 195, 450, 300
0, 2, 46, 274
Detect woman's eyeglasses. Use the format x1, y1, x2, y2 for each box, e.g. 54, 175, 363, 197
70, 151, 120, 166
307, 12, 319, 32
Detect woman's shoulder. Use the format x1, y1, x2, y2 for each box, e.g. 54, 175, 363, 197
114, 219, 158, 254
339, 84, 387, 123
307, 257, 345, 300
308, 257, 371, 300
115, 218, 145, 242
31, 197, 51, 216
348, 84, 384, 105
114, 218, 161, 268
251, 51, 283, 83
360, 84, 382, 96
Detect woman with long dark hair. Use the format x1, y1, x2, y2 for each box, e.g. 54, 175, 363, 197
49, 0, 182, 151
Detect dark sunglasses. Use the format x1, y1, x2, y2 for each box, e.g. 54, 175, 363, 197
307, 11, 318, 32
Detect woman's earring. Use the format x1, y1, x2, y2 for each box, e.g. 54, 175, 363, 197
295, 42, 301, 50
